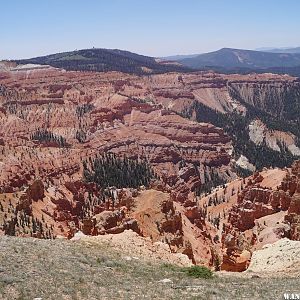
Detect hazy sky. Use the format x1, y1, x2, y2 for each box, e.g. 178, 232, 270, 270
1, 0, 300, 59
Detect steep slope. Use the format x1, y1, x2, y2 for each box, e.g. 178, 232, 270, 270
192, 160, 300, 271
210, 160, 300, 271
0, 66, 233, 242
1, 64, 300, 274
129, 189, 216, 265
142, 72, 300, 171
1, 66, 299, 178
13, 48, 190, 75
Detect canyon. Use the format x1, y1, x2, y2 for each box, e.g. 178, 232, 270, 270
0, 62, 300, 274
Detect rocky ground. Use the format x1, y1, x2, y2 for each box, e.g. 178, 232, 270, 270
0, 234, 299, 300
247, 238, 300, 276
72, 229, 192, 267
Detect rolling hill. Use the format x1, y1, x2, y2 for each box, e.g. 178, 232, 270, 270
14, 48, 190, 75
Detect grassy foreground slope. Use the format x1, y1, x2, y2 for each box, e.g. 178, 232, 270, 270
0, 235, 299, 300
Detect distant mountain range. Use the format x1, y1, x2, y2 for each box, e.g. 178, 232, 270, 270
177, 48, 300, 70
256, 47, 300, 54
9, 47, 300, 77
14, 48, 189, 75
160, 54, 200, 61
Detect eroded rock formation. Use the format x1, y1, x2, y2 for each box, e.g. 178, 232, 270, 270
220, 161, 300, 271
1, 65, 300, 271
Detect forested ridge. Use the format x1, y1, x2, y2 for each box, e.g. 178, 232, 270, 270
15, 48, 190, 75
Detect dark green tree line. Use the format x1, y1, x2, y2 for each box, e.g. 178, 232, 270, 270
83, 153, 155, 188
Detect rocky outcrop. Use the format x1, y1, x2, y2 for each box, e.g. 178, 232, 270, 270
229, 187, 278, 231
26, 180, 45, 202
227, 168, 296, 232
222, 161, 300, 271
246, 238, 300, 275
80, 209, 140, 236
130, 189, 205, 262
16, 180, 45, 214
221, 248, 251, 272
284, 162, 300, 239
220, 228, 252, 272
228, 79, 300, 119
249, 119, 300, 156
74, 229, 193, 267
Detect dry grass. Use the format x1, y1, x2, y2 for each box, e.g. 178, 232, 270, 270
0, 236, 299, 299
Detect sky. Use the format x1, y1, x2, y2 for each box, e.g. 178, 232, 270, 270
1, 0, 300, 59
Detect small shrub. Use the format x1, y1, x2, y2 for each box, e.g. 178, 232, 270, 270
182, 265, 213, 279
